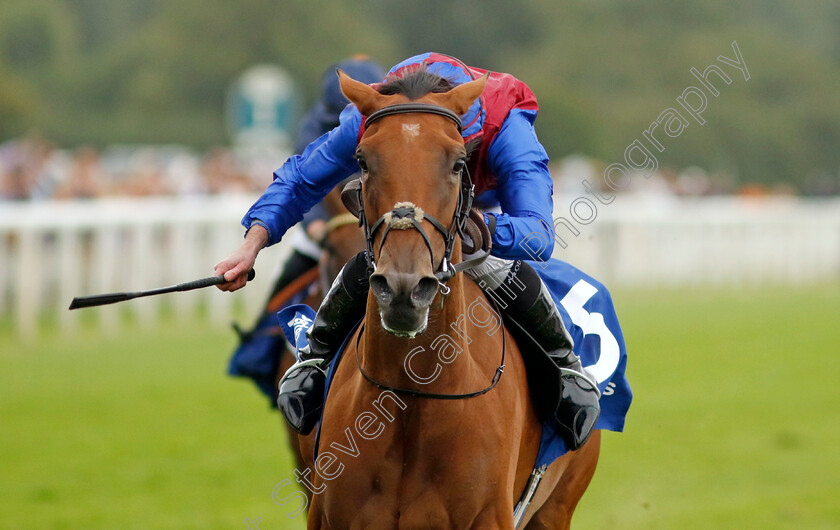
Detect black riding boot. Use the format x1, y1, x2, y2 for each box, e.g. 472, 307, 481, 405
484, 260, 601, 450
277, 252, 370, 434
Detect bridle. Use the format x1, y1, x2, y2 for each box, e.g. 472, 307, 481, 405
322, 212, 359, 236
352, 103, 492, 285
348, 102, 505, 400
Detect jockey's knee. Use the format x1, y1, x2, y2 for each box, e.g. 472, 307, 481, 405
467, 258, 545, 313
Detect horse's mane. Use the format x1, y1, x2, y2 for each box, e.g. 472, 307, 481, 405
377, 66, 455, 99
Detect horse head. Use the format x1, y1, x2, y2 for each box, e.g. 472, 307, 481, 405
337, 68, 488, 337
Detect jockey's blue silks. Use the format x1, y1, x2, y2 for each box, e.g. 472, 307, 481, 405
243, 53, 554, 261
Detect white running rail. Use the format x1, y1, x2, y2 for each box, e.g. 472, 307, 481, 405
1, 195, 838, 339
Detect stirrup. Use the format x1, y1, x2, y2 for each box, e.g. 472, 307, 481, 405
555, 364, 601, 450
278, 358, 329, 387
558, 366, 601, 398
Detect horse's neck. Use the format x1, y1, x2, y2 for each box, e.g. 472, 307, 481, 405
360, 274, 483, 392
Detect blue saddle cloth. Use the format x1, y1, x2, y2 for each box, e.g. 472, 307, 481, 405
531, 258, 632, 467
277, 258, 632, 468
227, 284, 314, 406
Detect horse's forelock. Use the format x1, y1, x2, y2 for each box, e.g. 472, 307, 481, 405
377, 66, 455, 100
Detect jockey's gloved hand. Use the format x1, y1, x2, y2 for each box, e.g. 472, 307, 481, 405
462, 209, 492, 255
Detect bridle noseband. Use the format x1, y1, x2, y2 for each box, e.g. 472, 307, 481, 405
354, 103, 490, 283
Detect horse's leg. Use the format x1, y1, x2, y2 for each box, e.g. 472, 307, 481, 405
524, 430, 601, 530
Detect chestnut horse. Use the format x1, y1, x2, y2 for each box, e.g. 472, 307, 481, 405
295, 72, 601, 529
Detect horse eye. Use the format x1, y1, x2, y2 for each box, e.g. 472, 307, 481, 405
453, 159, 466, 173
356, 155, 368, 172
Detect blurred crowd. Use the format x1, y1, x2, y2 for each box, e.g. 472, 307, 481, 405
1, 134, 828, 203
0, 134, 270, 202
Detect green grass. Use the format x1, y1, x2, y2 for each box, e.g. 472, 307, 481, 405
0, 321, 303, 530
576, 284, 840, 529
1, 284, 838, 529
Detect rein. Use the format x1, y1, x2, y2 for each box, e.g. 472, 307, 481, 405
355, 103, 492, 284
354, 294, 507, 400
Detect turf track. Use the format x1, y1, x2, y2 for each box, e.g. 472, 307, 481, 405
1, 284, 837, 528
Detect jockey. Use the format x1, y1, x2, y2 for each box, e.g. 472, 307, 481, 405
228, 56, 384, 403
215, 53, 601, 450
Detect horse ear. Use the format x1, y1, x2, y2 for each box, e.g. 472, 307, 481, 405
436, 73, 489, 116
337, 69, 386, 116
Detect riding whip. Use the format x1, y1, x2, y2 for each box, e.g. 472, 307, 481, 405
68, 269, 256, 310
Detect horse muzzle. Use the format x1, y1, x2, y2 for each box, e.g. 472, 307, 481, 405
370, 272, 439, 338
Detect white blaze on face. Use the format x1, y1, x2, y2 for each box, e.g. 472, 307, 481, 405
402, 123, 420, 140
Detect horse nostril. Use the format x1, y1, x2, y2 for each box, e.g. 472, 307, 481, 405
370, 274, 392, 304
412, 276, 440, 306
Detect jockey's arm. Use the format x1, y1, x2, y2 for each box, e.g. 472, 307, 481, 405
215, 106, 361, 290
243, 106, 362, 246
485, 108, 555, 262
